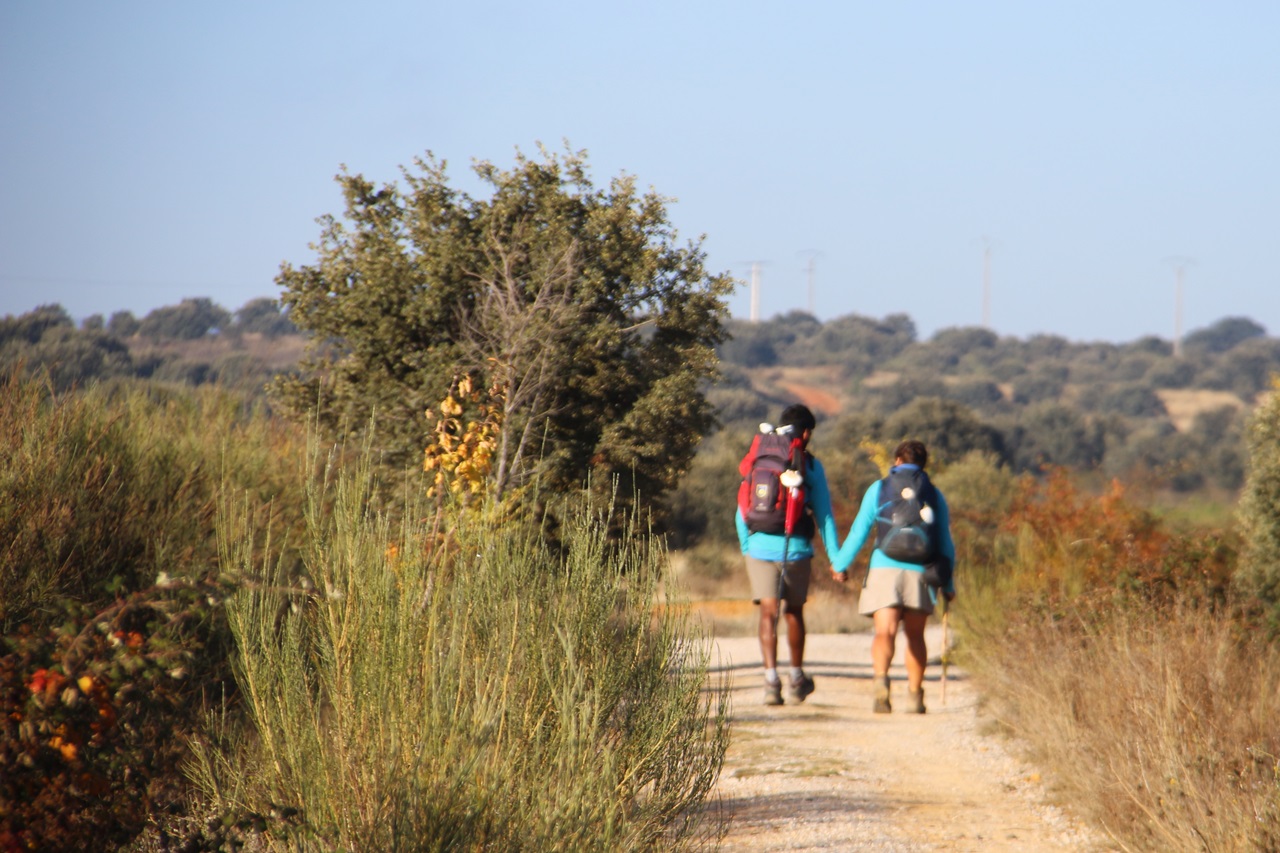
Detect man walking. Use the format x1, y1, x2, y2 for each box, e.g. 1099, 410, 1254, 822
831, 440, 956, 713
736, 404, 840, 705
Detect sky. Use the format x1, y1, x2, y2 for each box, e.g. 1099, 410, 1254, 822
2, 1, 1278, 344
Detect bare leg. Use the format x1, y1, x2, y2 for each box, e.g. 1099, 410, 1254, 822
871, 606, 903, 678
902, 609, 930, 691
784, 606, 805, 668
758, 599, 780, 670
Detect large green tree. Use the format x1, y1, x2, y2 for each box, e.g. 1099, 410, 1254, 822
274, 146, 733, 509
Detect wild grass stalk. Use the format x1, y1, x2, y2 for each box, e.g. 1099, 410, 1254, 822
970, 603, 1280, 851
953, 466, 1278, 850
0, 372, 307, 631
200, 442, 730, 851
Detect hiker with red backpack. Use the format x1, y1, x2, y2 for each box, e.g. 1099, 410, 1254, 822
831, 440, 956, 714
736, 404, 840, 706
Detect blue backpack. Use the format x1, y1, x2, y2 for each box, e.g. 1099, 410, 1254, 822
874, 467, 940, 565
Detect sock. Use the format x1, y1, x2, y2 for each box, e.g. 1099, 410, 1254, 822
764, 668, 779, 685
790, 667, 805, 682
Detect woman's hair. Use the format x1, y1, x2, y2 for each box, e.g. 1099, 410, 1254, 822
893, 440, 928, 468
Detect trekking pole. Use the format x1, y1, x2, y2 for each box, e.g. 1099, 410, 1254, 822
776, 439, 806, 630
776, 534, 790, 626
940, 595, 950, 706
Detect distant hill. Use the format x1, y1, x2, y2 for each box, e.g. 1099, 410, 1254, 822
709, 311, 1279, 494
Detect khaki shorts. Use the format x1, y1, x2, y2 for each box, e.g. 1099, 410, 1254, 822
858, 567, 934, 616
746, 556, 812, 610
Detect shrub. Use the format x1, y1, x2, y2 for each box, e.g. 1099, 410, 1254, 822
1011, 365, 1068, 404
1008, 403, 1105, 472
1078, 381, 1167, 418
195, 447, 730, 850
1237, 377, 1280, 628
137, 298, 231, 341
954, 467, 1267, 850
0, 576, 235, 850
881, 397, 1006, 465
859, 373, 948, 412
1144, 356, 1197, 389
0, 374, 307, 632
0, 374, 311, 848
972, 605, 1280, 851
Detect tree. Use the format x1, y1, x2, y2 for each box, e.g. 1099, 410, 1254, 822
1184, 316, 1266, 355
107, 311, 140, 338
925, 326, 999, 370
881, 397, 1006, 464
3, 327, 134, 390
1009, 403, 1104, 472
797, 312, 916, 369
234, 297, 297, 337
718, 321, 780, 367
1236, 378, 1280, 625
137, 298, 231, 340
0, 304, 72, 346
274, 146, 732, 510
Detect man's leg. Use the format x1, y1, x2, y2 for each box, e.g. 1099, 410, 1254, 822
758, 597, 780, 671
783, 604, 816, 702
784, 605, 805, 668
758, 596, 784, 705
871, 606, 902, 713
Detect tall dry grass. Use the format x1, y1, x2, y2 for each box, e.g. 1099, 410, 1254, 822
0, 371, 307, 630
976, 605, 1280, 851
194, 443, 731, 851
952, 460, 1280, 850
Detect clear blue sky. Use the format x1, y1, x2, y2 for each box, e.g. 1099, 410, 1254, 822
3, 1, 1277, 343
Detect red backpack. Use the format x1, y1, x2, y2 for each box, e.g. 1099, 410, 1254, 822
738, 428, 815, 538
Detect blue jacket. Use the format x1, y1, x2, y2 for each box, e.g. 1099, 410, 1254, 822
832, 465, 957, 595
736, 455, 840, 563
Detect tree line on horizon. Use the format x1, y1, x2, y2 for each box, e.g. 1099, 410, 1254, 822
5, 297, 1278, 500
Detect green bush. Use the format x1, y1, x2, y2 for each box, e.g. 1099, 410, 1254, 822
1, 576, 235, 850
0, 374, 311, 848
0, 373, 307, 632
1008, 403, 1105, 472
1237, 378, 1280, 627
197, 447, 730, 851
881, 397, 1006, 465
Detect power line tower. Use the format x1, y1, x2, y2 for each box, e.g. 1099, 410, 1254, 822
740, 261, 769, 323
798, 250, 822, 316
1166, 257, 1196, 357
975, 236, 997, 329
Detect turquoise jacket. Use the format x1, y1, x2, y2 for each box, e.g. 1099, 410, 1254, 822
831, 465, 957, 595
735, 455, 840, 563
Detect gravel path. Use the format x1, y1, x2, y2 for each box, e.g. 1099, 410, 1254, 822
704, 631, 1115, 852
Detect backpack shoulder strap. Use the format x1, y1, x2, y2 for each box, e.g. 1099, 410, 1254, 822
738, 434, 762, 478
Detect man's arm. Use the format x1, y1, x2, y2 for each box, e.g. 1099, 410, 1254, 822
806, 458, 841, 562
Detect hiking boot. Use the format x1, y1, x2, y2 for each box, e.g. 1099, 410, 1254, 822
907, 687, 926, 714
873, 677, 891, 714
763, 679, 783, 706
788, 673, 815, 704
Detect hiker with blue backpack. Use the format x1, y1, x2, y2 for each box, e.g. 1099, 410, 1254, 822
736, 404, 840, 706
831, 440, 956, 714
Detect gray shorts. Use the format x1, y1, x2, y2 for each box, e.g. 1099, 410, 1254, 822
858, 567, 934, 616
745, 555, 812, 610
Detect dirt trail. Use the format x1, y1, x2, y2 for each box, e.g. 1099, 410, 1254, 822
705, 630, 1113, 852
